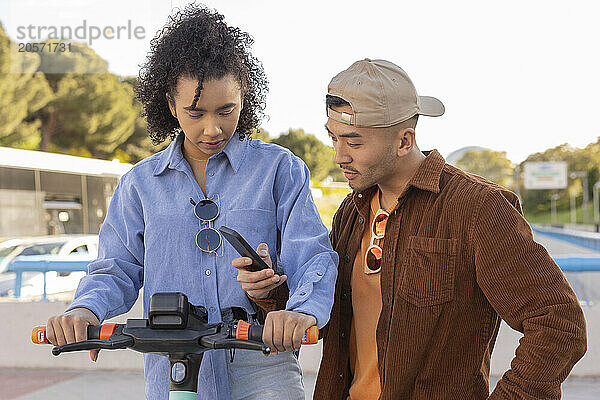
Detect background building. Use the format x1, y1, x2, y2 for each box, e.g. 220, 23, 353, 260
0, 147, 132, 238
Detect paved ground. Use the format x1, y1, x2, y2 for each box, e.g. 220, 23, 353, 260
533, 231, 600, 256
1, 369, 599, 399
534, 232, 600, 304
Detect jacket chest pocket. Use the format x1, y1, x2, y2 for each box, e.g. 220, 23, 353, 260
399, 236, 457, 307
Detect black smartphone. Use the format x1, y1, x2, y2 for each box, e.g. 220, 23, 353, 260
219, 226, 272, 272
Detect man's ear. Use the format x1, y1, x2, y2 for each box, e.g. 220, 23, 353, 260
397, 128, 416, 157
166, 93, 177, 118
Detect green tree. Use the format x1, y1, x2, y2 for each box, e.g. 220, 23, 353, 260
112, 77, 168, 163
39, 73, 137, 157
271, 128, 339, 182
456, 149, 514, 188
0, 24, 53, 149
0, 27, 138, 158
30, 42, 137, 157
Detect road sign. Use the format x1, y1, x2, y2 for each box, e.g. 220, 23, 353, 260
523, 161, 568, 189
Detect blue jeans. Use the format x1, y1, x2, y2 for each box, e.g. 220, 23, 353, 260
226, 349, 305, 400
223, 308, 305, 400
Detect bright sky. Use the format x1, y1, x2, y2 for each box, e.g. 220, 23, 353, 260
1, 0, 599, 163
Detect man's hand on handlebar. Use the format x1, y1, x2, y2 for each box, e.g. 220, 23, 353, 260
232, 243, 287, 299
263, 310, 317, 354
46, 307, 101, 361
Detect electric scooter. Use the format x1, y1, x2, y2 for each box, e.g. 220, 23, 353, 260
32, 292, 318, 400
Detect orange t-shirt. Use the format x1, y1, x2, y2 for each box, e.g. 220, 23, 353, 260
348, 190, 389, 400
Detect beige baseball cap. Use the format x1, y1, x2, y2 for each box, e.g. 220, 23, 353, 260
327, 58, 445, 128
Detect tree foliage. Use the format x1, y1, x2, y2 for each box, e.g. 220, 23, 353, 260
271, 128, 342, 182
112, 77, 168, 163
456, 149, 514, 188
0, 24, 53, 149
33, 42, 137, 157
0, 23, 138, 159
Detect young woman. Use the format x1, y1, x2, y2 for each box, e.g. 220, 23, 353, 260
45, 5, 337, 399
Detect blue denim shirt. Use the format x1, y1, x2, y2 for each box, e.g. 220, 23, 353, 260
67, 133, 338, 399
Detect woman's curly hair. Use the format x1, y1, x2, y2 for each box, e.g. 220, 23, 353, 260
136, 4, 268, 144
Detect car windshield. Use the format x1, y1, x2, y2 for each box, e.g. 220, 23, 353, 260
0, 246, 18, 258
19, 242, 65, 256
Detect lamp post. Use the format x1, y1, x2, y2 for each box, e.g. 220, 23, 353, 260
570, 171, 589, 224
551, 193, 559, 225
570, 189, 578, 224
594, 181, 600, 232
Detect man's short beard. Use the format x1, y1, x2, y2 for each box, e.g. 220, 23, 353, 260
349, 179, 370, 192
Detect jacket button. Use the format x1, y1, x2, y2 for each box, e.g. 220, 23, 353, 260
358, 194, 363, 198
339, 373, 344, 379
341, 293, 347, 300
358, 217, 364, 224
341, 332, 346, 338
344, 255, 350, 263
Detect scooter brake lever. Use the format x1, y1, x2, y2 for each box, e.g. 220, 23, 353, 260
200, 335, 270, 355
52, 336, 134, 356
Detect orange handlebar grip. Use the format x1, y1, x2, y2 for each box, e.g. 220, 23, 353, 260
100, 323, 117, 340
235, 320, 251, 340
301, 325, 319, 345
32, 326, 49, 344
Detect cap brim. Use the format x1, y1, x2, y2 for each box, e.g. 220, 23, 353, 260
418, 96, 445, 117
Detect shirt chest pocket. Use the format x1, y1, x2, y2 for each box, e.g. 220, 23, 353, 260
222, 208, 277, 257
399, 236, 457, 307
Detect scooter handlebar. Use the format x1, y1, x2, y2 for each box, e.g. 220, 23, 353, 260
233, 320, 319, 344
32, 324, 117, 344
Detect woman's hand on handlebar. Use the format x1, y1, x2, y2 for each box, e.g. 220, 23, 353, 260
46, 307, 101, 361
262, 310, 316, 354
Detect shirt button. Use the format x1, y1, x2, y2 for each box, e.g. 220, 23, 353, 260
341, 332, 346, 338
344, 255, 350, 263
358, 217, 364, 224
205, 269, 211, 276
316, 271, 323, 277
357, 194, 363, 198
299, 292, 306, 296
341, 293, 347, 300
209, 307, 216, 313
208, 171, 215, 177
339, 373, 344, 379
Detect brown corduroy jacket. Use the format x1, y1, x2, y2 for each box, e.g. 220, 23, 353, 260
256, 150, 586, 399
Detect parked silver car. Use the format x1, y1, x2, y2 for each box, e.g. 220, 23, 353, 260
0, 235, 98, 297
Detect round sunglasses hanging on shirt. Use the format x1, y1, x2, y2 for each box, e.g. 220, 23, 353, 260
191, 195, 222, 254
364, 209, 389, 274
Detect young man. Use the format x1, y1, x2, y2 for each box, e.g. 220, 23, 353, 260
319, 59, 586, 399
242, 58, 587, 399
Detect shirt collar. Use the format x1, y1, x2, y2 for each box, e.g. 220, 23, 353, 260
153, 133, 184, 176
153, 133, 248, 176
352, 149, 446, 215
221, 134, 248, 174
406, 149, 445, 194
